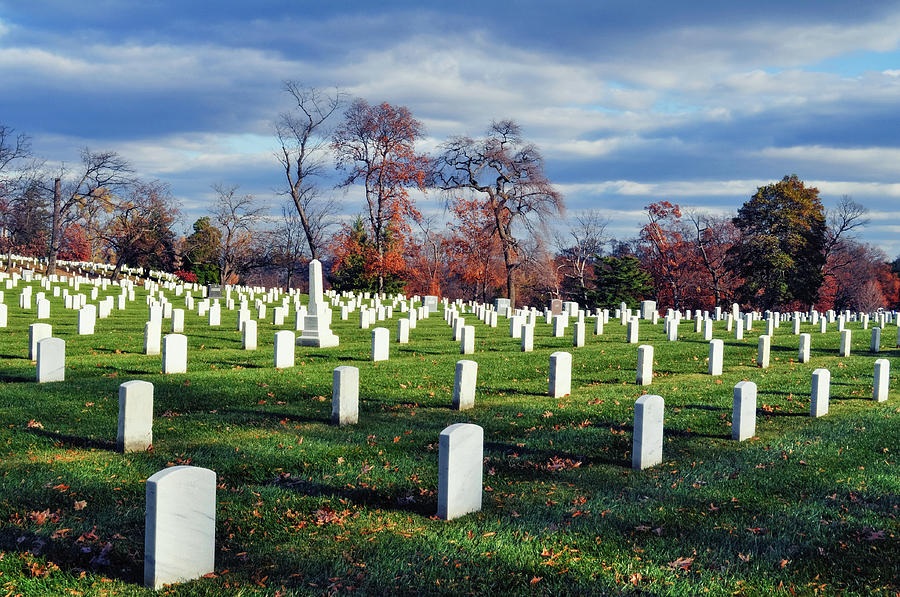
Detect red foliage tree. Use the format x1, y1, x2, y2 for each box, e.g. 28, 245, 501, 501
333, 99, 428, 293
58, 224, 91, 261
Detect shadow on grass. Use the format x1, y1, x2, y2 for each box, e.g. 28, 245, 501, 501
0, 373, 35, 383
0, 527, 140, 584
484, 440, 622, 468
679, 404, 729, 412
26, 428, 117, 450
221, 408, 326, 426
758, 410, 807, 418
268, 474, 434, 516
490, 388, 547, 397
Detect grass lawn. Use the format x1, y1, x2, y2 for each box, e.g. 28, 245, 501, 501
0, 284, 897, 595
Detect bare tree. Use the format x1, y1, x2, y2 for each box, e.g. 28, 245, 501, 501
823, 195, 869, 278
0, 125, 32, 179
210, 183, 266, 284
270, 203, 312, 288
436, 120, 564, 307
47, 149, 132, 274
276, 82, 343, 260
555, 210, 609, 305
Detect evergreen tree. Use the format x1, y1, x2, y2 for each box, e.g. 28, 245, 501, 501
586, 255, 652, 309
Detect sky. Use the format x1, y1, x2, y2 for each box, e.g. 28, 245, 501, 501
1, 1, 899, 257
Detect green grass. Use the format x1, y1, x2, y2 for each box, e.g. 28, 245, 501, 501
0, 285, 897, 595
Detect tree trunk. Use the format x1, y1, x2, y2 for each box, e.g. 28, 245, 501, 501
48, 178, 61, 276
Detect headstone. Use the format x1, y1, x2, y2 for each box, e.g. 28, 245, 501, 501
703, 318, 713, 341
708, 339, 724, 375
810, 368, 830, 417
632, 394, 664, 470
36, 298, 50, 319
36, 337, 65, 383
452, 360, 478, 411
640, 300, 656, 320
393, 318, 409, 344
273, 330, 296, 368
573, 321, 585, 348
626, 317, 639, 344
77, 304, 96, 335
162, 334, 187, 374
757, 334, 771, 368
550, 299, 563, 315
594, 316, 604, 335
206, 284, 223, 299
437, 423, 483, 520
171, 309, 185, 333
297, 261, 340, 347
839, 329, 851, 357
460, 325, 475, 355
242, 320, 257, 350
666, 319, 678, 341
798, 333, 811, 363
371, 327, 389, 362
552, 314, 566, 337
512, 320, 530, 355
118, 380, 153, 452
145, 321, 162, 356
332, 366, 359, 426
144, 466, 216, 589
208, 303, 221, 326
734, 319, 744, 340
636, 344, 653, 386
29, 323, 52, 360
870, 327, 881, 353
732, 381, 757, 441
548, 351, 572, 398
873, 358, 890, 402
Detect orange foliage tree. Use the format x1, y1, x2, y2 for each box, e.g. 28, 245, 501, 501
445, 196, 506, 302
333, 99, 428, 293
436, 120, 563, 307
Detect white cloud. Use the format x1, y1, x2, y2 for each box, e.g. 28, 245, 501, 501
753, 146, 900, 179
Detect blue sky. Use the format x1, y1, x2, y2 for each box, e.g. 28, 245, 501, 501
1, 1, 899, 257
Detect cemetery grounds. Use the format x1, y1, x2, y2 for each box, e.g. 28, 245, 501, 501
0, 283, 897, 595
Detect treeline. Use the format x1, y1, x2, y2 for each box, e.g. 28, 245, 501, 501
1, 87, 898, 312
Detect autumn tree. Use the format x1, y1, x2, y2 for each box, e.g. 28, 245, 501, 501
404, 216, 452, 297
445, 196, 505, 302
333, 99, 428, 293
638, 201, 695, 309
436, 120, 563, 307
685, 210, 741, 307
329, 216, 406, 293
47, 149, 132, 274
100, 180, 181, 278
727, 175, 827, 310
182, 217, 222, 284
276, 82, 343, 260
210, 183, 265, 284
